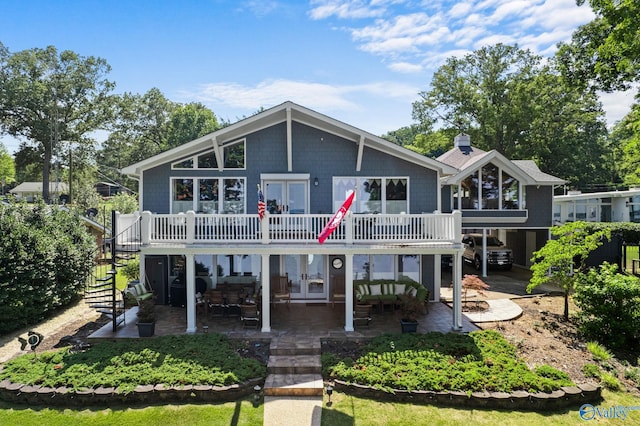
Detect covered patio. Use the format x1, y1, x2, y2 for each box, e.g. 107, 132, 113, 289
88, 301, 478, 341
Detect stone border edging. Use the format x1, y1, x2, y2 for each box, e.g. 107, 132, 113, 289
0, 377, 264, 406
332, 380, 602, 411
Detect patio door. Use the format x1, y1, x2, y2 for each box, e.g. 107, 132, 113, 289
264, 180, 308, 215
284, 254, 326, 300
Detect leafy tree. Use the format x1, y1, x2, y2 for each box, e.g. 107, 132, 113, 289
527, 221, 611, 321
412, 43, 610, 188
0, 201, 96, 334
609, 102, 640, 185
0, 43, 115, 202
166, 102, 219, 149
557, 0, 640, 92
574, 262, 640, 350
412, 44, 544, 158
0, 142, 15, 191
13, 143, 43, 183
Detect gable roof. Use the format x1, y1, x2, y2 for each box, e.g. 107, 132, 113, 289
437, 139, 565, 186
121, 101, 458, 177
10, 182, 69, 194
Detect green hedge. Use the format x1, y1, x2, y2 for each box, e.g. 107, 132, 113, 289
0, 202, 96, 335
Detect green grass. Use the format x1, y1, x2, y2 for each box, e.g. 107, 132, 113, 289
320, 389, 640, 425
587, 341, 613, 362
0, 334, 266, 393
325, 330, 573, 393
0, 400, 263, 426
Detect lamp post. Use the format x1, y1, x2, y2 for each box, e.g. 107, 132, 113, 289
326, 384, 333, 406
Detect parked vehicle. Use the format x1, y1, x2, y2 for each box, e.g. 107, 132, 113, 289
462, 234, 513, 270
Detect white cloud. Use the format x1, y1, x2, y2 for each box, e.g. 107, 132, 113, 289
388, 61, 423, 73
308, 0, 390, 20
599, 87, 638, 128
448, 1, 473, 19
186, 79, 419, 114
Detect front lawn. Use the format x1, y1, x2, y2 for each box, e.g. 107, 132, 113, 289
0, 334, 267, 393
323, 330, 573, 393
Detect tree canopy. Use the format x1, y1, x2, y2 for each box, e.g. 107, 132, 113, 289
557, 0, 640, 92
0, 43, 115, 201
0, 142, 15, 189
527, 221, 611, 321
411, 43, 610, 188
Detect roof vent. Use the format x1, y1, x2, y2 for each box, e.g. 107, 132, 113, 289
454, 133, 470, 148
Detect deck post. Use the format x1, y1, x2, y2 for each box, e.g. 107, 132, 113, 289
185, 253, 197, 333
452, 251, 463, 331
344, 254, 354, 332
261, 254, 271, 332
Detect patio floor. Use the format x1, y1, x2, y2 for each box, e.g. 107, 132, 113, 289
89, 301, 478, 341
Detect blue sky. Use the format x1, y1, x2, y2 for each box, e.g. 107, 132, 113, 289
0, 0, 636, 155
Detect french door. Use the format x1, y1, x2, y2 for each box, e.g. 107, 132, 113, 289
284, 255, 326, 300
264, 180, 308, 215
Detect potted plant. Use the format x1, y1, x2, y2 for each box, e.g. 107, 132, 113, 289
136, 297, 156, 337
400, 295, 425, 333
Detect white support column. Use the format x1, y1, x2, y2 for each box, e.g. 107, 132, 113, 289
452, 251, 463, 331
482, 228, 487, 277
139, 253, 146, 287
344, 254, 354, 332
286, 107, 292, 172
141, 211, 152, 245
185, 254, 197, 333
261, 254, 271, 332
433, 255, 441, 302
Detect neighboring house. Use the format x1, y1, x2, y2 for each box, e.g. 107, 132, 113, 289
553, 188, 640, 224
10, 182, 69, 203
95, 181, 131, 197
120, 102, 560, 334
437, 134, 565, 270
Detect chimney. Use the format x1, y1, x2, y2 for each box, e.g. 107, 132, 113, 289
454, 133, 470, 148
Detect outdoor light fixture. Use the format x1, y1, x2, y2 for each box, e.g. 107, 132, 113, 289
314, 177, 319, 187
253, 384, 262, 406
326, 384, 333, 406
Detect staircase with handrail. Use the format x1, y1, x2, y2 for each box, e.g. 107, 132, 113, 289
84, 210, 141, 332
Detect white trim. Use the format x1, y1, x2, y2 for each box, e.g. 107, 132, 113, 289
356, 135, 364, 172
286, 107, 292, 172
261, 173, 310, 181
461, 212, 529, 223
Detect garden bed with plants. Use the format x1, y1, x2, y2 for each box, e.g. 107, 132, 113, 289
321, 330, 601, 410
0, 334, 268, 406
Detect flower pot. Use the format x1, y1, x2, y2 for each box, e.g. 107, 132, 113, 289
400, 319, 418, 333
137, 322, 155, 337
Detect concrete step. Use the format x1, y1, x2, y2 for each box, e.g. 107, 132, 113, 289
267, 355, 322, 375
269, 336, 321, 356
263, 373, 324, 396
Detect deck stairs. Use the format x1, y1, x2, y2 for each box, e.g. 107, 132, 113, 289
264, 336, 324, 397
84, 210, 141, 332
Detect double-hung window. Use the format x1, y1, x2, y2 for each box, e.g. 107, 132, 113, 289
171, 177, 245, 214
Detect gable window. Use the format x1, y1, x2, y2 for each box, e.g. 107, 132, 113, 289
171, 139, 246, 170
333, 177, 408, 214
223, 141, 245, 169
458, 162, 520, 210
171, 177, 245, 214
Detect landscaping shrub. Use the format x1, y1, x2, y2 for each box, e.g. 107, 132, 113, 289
0, 202, 96, 334
574, 262, 640, 350
582, 364, 601, 379
0, 334, 266, 393
324, 330, 573, 393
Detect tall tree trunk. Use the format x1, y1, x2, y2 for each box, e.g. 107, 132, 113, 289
42, 144, 51, 203
564, 291, 569, 321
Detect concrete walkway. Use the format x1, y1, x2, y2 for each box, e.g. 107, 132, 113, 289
461, 298, 523, 323
264, 396, 322, 426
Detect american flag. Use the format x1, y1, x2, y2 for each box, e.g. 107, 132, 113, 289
257, 185, 266, 220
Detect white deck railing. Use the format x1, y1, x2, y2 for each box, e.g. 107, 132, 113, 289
139, 210, 462, 245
